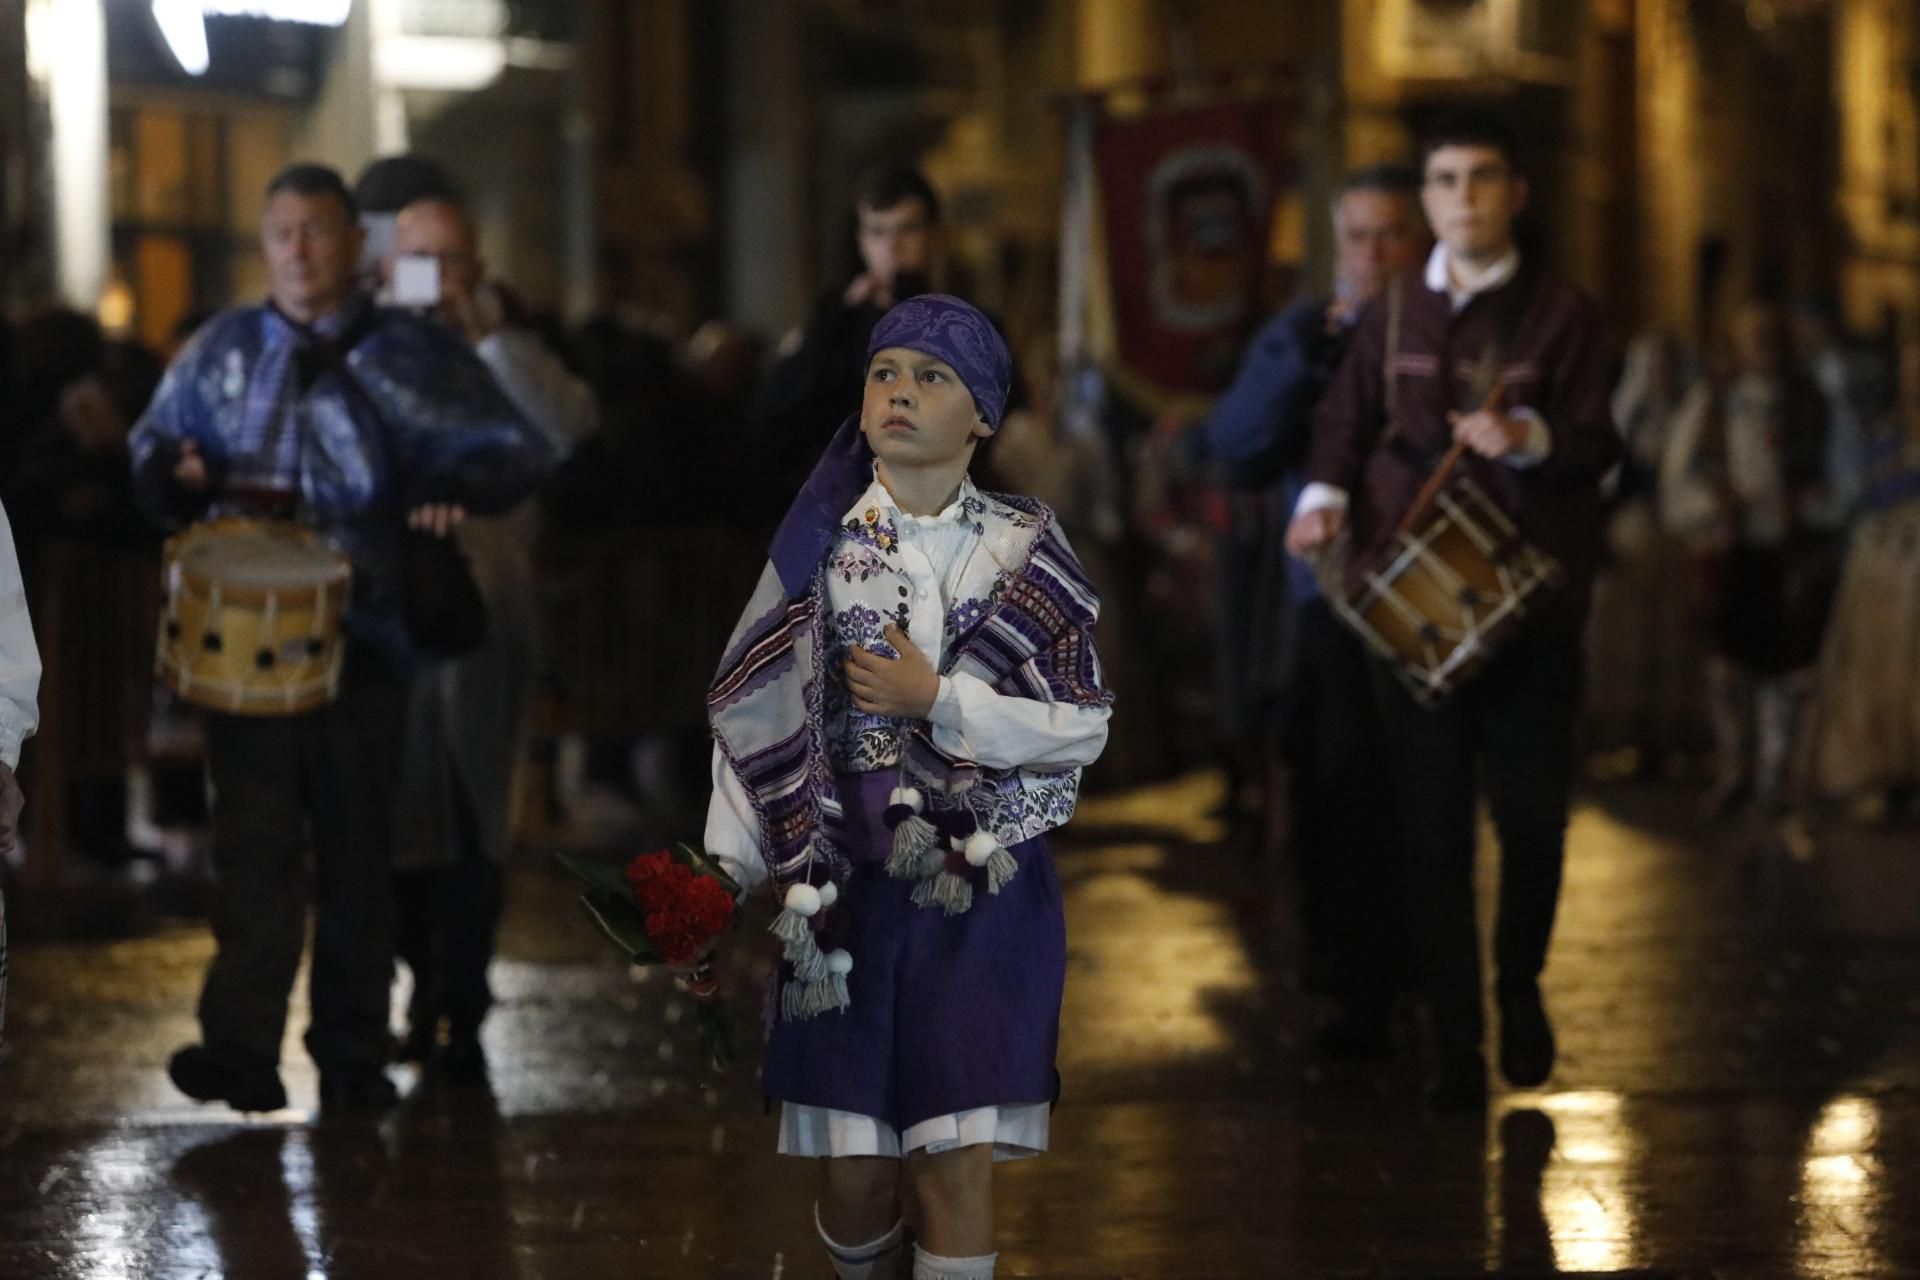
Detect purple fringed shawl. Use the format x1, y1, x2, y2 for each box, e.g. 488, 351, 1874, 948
706, 421, 1112, 901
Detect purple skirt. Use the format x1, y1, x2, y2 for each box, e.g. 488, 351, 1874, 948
760, 770, 1067, 1133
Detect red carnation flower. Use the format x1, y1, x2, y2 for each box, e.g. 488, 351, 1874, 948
647, 907, 708, 968
626, 850, 675, 891
683, 878, 736, 935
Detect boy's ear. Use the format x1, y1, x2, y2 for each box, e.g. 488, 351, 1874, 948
972, 414, 996, 440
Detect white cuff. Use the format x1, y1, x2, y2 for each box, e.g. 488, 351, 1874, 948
929, 676, 965, 731
0, 715, 29, 771
1503, 408, 1552, 469
1293, 483, 1350, 520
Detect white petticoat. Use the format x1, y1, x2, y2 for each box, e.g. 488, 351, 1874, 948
778, 1102, 1049, 1163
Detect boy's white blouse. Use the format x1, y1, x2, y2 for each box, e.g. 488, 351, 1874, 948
704, 470, 1111, 891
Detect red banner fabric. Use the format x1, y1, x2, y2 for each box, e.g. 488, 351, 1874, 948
1094, 97, 1290, 397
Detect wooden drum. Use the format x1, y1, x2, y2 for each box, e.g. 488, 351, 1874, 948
1335, 479, 1563, 707
156, 518, 351, 716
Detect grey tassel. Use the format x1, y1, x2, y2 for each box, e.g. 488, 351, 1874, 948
789, 941, 830, 984
825, 971, 850, 1010
986, 845, 1018, 895
769, 907, 813, 950
885, 813, 939, 878
804, 977, 844, 1018
912, 870, 974, 916
782, 979, 813, 1021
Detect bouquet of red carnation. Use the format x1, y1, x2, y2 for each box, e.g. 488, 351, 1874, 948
556, 843, 743, 1071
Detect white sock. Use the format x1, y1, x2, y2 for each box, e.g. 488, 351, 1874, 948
816, 1204, 906, 1280
911, 1244, 998, 1279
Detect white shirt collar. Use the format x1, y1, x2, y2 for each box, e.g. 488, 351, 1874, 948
842, 467, 979, 529
1425, 242, 1522, 311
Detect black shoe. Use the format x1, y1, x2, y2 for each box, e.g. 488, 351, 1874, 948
168, 1044, 288, 1113
1315, 1007, 1394, 1063
319, 1069, 400, 1114
1425, 1050, 1489, 1114
1499, 984, 1556, 1087
439, 1032, 489, 1086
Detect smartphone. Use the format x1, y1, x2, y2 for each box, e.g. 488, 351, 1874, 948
391, 253, 441, 308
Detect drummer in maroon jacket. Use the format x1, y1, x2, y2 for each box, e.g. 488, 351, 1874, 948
1286, 110, 1622, 1112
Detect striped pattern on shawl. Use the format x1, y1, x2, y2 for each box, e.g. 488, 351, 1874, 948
707, 493, 1111, 897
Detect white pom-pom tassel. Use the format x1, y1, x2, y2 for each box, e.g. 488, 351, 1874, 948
886, 812, 939, 878
986, 845, 1018, 895
962, 831, 997, 868
817, 880, 840, 909
889, 786, 924, 813
912, 871, 973, 916
789, 938, 830, 983
824, 950, 853, 1009
770, 909, 811, 949
783, 883, 822, 917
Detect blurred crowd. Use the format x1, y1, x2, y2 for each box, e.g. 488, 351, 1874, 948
2, 144, 1918, 1096
3, 157, 1917, 888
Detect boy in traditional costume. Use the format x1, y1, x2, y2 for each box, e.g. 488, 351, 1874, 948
705, 295, 1112, 1280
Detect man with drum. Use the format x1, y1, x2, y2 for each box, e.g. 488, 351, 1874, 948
1207, 164, 1426, 1061
130, 164, 553, 1114
1286, 111, 1621, 1111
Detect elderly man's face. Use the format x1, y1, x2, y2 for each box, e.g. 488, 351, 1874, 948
261, 191, 362, 322
1333, 188, 1424, 300
389, 200, 483, 301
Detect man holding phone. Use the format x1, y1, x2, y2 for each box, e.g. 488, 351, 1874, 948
387, 198, 599, 453
752, 165, 947, 503
383, 196, 599, 1081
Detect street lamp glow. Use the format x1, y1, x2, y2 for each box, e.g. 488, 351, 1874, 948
151, 0, 211, 76
152, 0, 354, 77
202, 0, 352, 21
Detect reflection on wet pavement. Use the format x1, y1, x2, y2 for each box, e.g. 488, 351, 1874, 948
2, 773, 1918, 1277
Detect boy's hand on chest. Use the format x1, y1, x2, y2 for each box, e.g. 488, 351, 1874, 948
845, 622, 940, 720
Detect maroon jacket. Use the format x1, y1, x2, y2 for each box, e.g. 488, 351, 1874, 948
1308, 261, 1622, 601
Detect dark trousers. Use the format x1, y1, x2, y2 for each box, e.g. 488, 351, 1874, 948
199, 657, 407, 1074
1371, 599, 1584, 1056
1280, 598, 1405, 1017
395, 795, 502, 1040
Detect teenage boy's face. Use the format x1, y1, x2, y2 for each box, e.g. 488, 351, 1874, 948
856, 199, 937, 289
860, 346, 991, 469
1421, 144, 1526, 263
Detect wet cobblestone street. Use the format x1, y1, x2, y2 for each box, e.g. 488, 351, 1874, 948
3, 773, 1918, 1278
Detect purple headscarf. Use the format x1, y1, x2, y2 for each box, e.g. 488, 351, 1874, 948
768, 294, 1012, 595
864, 293, 1014, 429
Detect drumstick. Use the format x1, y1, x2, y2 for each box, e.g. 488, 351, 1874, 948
1393, 383, 1508, 539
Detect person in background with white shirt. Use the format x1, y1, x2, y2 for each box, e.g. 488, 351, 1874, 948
1661, 301, 1834, 829
0, 497, 45, 1039
1286, 110, 1622, 1113
382, 195, 601, 1082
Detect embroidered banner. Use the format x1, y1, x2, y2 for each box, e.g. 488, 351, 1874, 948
1093, 96, 1292, 397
